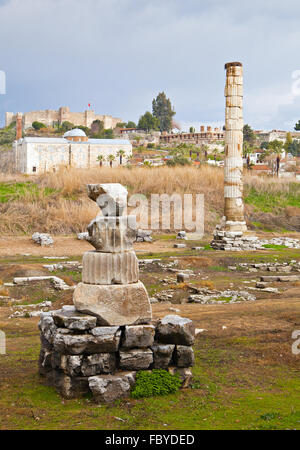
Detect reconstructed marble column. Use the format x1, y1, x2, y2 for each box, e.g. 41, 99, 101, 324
224, 62, 247, 232
73, 183, 152, 326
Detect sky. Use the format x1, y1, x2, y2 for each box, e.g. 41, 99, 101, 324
1, 0, 300, 131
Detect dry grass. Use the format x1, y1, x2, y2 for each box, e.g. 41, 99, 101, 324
244, 172, 298, 195
40, 165, 224, 197
197, 280, 215, 289
0, 286, 9, 296
0, 166, 299, 235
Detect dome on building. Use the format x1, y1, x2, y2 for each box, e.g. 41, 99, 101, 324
63, 128, 87, 138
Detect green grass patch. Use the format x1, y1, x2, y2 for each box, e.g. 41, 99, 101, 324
152, 234, 177, 240
215, 296, 232, 303
262, 244, 287, 250
131, 370, 182, 399
245, 184, 300, 213
211, 266, 227, 272
0, 182, 56, 203
251, 221, 274, 232
52, 268, 82, 283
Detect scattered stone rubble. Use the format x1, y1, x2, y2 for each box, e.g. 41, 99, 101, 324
9, 301, 52, 318
43, 261, 82, 272
211, 231, 300, 251
152, 285, 256, 304
176, 231, 187, 240
174, 243, 186, 249
77, 232, 89, 241
39, 310, 195, 403
188, 289, 256, 304
136, 229, 152, 242
43, 256, 68, 260
13, 276, 72, 291
230, 261, 300, 273
260, 275, 300, 282
32, 232, 54, 247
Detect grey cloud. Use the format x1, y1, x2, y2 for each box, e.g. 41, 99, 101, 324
0, 0, 300, 130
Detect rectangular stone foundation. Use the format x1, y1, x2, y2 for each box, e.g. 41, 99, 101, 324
38, 310, 195, 403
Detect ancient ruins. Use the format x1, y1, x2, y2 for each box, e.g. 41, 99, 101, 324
211, 62, 258, 251
6, 106, 122, 130
38, 183, 195, 403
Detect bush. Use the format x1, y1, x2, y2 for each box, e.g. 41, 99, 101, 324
0, 127, 16, 145
166, 156, 191, 166
131, 369, 182, 399
60, 121, 74, 132
32, 121, 46, 130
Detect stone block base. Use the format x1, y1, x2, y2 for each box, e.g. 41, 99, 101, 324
210, 229, 263, 251
73, 281, 152, 326
38, 311, 195, 403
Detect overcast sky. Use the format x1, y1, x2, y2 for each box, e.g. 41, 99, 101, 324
1, 0, 300, 131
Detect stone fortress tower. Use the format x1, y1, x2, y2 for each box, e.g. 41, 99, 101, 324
6, 106, 122, 130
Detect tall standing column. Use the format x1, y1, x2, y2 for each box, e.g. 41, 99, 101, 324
224, 62, 247, 232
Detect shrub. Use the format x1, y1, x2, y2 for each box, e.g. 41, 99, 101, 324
60, 121, 74, 132
131, 369, 182, 399
32, 121, 46, 130
0, 127, 16, 145
166, 156, 191, 166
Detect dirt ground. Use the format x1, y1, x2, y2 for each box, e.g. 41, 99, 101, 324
0, 233, 299, 430
0, 235, 179, 257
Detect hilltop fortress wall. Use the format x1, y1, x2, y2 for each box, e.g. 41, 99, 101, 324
5, 106, 122, 130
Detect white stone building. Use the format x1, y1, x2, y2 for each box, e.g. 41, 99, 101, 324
13, 129, 132, 174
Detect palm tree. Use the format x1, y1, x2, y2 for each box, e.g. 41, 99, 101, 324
202, 144, 209, 160
107, 154, 115, 168
117, 149, 126, 165
97, 154, 104, 167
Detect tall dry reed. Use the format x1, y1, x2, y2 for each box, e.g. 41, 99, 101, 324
0, 166, 298, 235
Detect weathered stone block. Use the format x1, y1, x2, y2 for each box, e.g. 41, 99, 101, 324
87, 183, 128, 217
52, 309, 97, 331
88, 372, 136, 404
38, 348, 52, 375
151, 344, 175, 369
174, 345, 195, 367
73, 281, 152, 326
81, 353, 116, 377
53, 328, 121, 355
122, 325, 155, 349
40, 333, 53, 351
168, 367, 193, 388
119, 348, 153, 371
177, 273, 189, 283
50, 370, 90, 399
82, 250, 139, 285
174, 243, 186, 248
38, 314, 57, 344
59, 354, 83, 376
156, 315, 195, 346
90, 326, 121, 352
87, 216, 136, 253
